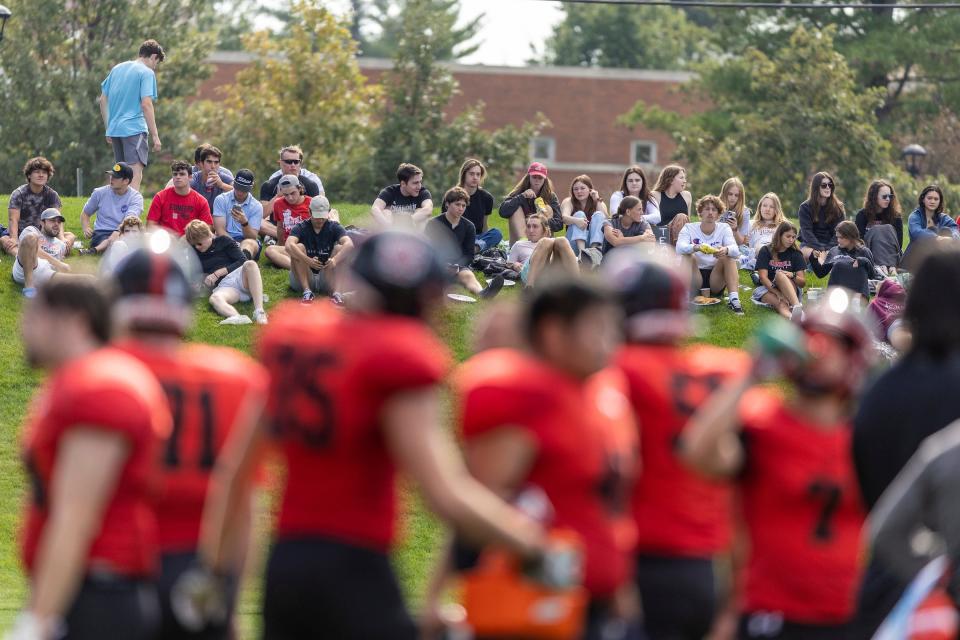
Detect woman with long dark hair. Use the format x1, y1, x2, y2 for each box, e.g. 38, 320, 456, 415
498, 162, 562, 246
854, 180, 903, 274
907, 184, 959, 243
752, 221, 806, 320
610, 166, 660, 225
798, 171, 845, 262
810, 220, 877, 299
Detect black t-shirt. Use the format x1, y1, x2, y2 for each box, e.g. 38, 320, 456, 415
289, 219, 346, 269
426, 214, 476, 267
259, 174, 320, 201
443, 188, 494, 233
377, 184, 432, 216
853, 351, 960, 509
755, 245, 806, 279
194, 236, 247, 286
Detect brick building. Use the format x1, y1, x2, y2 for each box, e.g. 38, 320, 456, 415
199, 52, 696, 199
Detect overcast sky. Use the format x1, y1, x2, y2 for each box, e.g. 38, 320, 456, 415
255, 0, 564, 67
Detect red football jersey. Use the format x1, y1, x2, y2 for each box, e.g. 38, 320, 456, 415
118, 340, 268, 553
456, 349, 638, 599
617, 343, 749, 557
147, 187, 213, 236
738, 387, 865, 624
21, 347, 171, 577
256, 301, 450, 551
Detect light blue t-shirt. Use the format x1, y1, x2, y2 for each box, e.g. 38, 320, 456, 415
101, 60, 158, 138
213, 191, 263, 241
82, 185, 144, 232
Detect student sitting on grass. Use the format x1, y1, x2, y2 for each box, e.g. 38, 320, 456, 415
740, 192, 785, 272
426, 187, 504, 300
810, 220, 877, 301
677, 195, 743, 315
507, 214, 580, 289
751, 221, 806, 321
184, 220, 268, 325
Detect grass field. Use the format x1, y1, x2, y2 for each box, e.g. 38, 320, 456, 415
0, 195, 829, 633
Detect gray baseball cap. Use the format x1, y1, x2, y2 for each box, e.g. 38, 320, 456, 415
40, 208, 65, 222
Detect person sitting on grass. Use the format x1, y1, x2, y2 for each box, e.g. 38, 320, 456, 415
751, 221, 806, 321
8, 156, 75, 255
262, 175, 312, 269
147, 160, 213, 236
810, 220, 877, 301
80, 162, 143, 255
184, 220, 268, 325
677, 194, 743, 315
740, 192, 785, 272
100, 216, 143, 275
13, 209, 93, 298
507, 214, 579, 289
602, 195, 655, 255
213, 168, 263, 260
498, 162, 563, 246
285, 196, 353, 305
560, 174, 608, 262
371, 163, 434, 230
426, 187, 504, 300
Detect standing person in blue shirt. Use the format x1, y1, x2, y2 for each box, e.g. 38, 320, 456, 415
80, 162, 144, 255
98, 39, 164, 192
213, 169, 263, 260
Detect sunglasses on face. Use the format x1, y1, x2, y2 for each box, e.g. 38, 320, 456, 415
820, 182, 834, 189
282, 158, 301, 165
879, 194, 892, 200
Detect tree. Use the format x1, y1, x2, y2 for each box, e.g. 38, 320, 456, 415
0, 0, 216, 196
537, 4, 713, 70
186, 1, 379, 200
622, 26, 894, 207
347, 0, 545, 205
354, 0, 482, 61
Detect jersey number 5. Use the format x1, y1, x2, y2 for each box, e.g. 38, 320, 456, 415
269, 346, 338, 449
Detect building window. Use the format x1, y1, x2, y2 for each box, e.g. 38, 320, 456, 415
630, 141, 657, 165
530, 136, 556, 163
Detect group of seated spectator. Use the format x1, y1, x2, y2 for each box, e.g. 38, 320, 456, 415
5, 147, 958, 335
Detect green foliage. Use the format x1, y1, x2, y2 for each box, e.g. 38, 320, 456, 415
339, 0, 546, 205
355, 0, 482, 61
622, 26, 894, 207
185, 2, 379, 201
537, 4, 713, 70
0, 0, 216, 196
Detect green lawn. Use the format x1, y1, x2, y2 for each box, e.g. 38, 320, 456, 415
0, 196, 828, 634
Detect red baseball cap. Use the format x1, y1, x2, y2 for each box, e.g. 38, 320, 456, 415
527, 162, 548, 177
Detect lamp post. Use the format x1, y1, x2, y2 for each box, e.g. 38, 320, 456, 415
0, 5, 11, 45
902, 143, 927, 179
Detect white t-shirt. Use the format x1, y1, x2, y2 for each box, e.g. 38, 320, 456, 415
19, 226, 66, 260
609, 191, 661, 225
508, 239, 537, 265
748, 223, 777, 251
676, 222, 739, 269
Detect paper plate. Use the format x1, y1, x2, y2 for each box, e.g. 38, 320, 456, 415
502, 279, 516, 287
691, 299, 722, 307
447, 293, 477, 303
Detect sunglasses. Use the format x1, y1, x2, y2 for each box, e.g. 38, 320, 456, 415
281, 158, 301, 165
879, 194, 893, 200
820, 182, 834, 189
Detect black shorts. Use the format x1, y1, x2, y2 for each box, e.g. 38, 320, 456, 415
63, 574, 159, 640
158, 551, 237, 640
700, 268, 715, 291
262, 537, 416, 640
738, 612, 851, 639
636, 555, 717, 640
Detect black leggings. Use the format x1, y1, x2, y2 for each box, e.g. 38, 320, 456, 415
64, 575, 160, 640
635, 555, 717, 640
262, 537, 416, 640
738, 612, 852, 639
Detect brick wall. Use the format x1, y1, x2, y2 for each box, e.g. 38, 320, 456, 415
197, 53, 699, 202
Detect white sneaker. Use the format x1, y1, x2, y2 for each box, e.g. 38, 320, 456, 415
253, 309, 268, 325
220, 315, 252, 325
